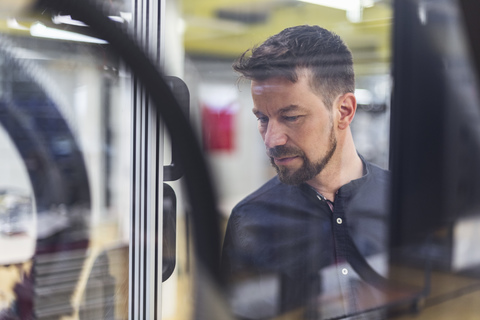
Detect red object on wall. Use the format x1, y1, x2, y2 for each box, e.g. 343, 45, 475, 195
202, 104, 235, 152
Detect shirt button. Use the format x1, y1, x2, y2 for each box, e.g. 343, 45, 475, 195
317, 195, 322, 201
336, 218, 343, 224
342, 268, 348, 275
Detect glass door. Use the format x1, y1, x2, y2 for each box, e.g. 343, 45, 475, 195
0, 1, 133, 319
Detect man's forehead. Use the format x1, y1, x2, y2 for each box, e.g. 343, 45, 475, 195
250, 69, 313, 94
252, 83, 279, 95
251, 78, 294, 95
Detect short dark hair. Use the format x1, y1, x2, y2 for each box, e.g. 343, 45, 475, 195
233, 25, 355, 108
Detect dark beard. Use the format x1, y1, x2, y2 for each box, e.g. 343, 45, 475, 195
269, 132, 337, 185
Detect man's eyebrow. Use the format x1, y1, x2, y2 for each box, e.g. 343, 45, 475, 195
252, 105, 303, 116
278, 105, 301, 114
252, 108, 263, 116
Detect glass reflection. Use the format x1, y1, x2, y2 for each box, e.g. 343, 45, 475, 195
0, 10, 131, 319
5, 0, 480, 319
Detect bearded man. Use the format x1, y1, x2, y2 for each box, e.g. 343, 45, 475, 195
221, 25, 390, 320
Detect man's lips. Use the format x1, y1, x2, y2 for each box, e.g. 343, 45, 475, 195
273, 156, 299, 165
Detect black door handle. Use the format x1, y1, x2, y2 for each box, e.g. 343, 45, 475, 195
162, 183, 176, 281
163, 76, 190, 182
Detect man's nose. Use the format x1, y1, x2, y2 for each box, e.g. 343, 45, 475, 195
264, 123, 287, 149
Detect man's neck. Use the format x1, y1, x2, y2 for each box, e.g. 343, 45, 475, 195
306, 133, 363, 202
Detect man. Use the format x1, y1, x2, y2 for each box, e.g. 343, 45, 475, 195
221, 25, 391, 319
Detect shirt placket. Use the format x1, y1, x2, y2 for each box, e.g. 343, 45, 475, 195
330, 191, 358, 317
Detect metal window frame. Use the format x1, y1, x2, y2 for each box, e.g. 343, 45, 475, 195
130, 0, 165, 318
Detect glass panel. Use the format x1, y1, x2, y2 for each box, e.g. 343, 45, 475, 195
177, 0, 396, 319
3, 0, 479, 319
174, 0, 480, 319
389, 0, 480, 319
0, 2, 132, 319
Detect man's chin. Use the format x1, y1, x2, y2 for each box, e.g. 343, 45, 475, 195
278, 175, 304, 186
277, 168, 305, 186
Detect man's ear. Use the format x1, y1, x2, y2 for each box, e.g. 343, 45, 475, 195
336, 93, 357, 130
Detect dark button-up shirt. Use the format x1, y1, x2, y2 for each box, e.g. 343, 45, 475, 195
221, 159, 391, 319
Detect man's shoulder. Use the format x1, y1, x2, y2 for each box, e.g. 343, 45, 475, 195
232, 176, 311, 214
349, 159, 391, 216
235, 176, 288, 207
365, 160, 391, 186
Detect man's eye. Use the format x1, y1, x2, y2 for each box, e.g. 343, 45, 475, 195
283, 115, 300, 122
257, 117, 268, 124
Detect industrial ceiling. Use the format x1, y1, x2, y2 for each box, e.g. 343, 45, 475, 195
0, 0, 393, 76
182, 0, 393, 74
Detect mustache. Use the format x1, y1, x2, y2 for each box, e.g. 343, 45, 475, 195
267, 145, 305, 158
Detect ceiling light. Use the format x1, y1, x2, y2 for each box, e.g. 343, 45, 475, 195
52, 15, 87, 26
52, 14, 130, 26
298, 0, 360, 11
30, 22, 107, 44
298, 0, 374, 22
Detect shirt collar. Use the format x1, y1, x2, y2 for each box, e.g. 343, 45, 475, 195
337, 154, 370, 197
299, 154, 370, 200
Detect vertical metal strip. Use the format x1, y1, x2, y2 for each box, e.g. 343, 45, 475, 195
131, 0, 144, 318
151, 0, 165, 319
157, 1, 166, 315
158, 0, 166, 67
129, 75, 137, 320
128, 1, 135, 317
130, 0, 165, 318
146, 99, 157, 319
140, 3, 147, 320
140, 87, 147, 320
